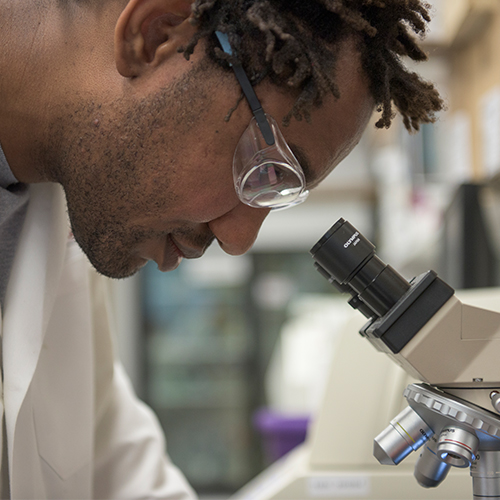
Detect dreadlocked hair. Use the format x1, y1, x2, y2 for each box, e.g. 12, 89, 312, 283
180, 0, 444, 131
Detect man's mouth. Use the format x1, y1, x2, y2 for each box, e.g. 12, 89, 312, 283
168, 234, 185, 259
170, 233, 214, 260
138, 231, 215, 273
155, 235, 183, 272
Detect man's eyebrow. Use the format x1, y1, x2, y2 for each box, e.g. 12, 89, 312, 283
289, 143, 317, 187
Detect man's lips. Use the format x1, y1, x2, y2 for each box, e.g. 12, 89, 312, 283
170, 234, 213, 259
168, 234, 185, 259
137, 233, 214, 272
154, 235, 181, 272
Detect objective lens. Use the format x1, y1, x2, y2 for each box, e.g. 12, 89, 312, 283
471, 451, 500, 499
437, 426, 479, 468
373, 406, 433, 466
414, 435, 451, 488
310, 218, 410, 317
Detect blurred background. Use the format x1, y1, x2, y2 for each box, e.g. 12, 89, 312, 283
111, 0, 500, 497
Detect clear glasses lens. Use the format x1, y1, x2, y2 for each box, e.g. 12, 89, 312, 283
233, 115, 309, 210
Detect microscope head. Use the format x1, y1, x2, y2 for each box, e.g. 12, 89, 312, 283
310, 218, 500, 389
311, 218, 500, 493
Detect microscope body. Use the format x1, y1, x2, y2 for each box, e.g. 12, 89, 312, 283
311, 218, 500, 498
365, 289, 500, 405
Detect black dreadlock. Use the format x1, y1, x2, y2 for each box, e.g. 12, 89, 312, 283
181, 0, 443, 131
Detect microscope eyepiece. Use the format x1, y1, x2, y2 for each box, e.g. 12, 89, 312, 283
310, 218, 411, 318
310, 218, 376, 284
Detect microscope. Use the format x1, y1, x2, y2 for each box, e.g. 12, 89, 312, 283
310, 218, 500, 500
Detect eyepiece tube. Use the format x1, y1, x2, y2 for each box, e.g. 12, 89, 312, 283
313, 263, 378, 319
310, 218, 411, 318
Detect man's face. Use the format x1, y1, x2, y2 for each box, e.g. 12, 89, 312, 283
52, 38, 373, 279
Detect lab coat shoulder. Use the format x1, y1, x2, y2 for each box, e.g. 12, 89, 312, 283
2, 183, 196, 499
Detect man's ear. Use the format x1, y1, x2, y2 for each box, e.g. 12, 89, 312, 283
115, 0, 196, 78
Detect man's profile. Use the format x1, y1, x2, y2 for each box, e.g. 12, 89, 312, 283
0, 0, 442, 498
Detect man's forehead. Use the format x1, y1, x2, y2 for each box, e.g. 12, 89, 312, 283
284, 93, 373, 191
260, 58, 373, 190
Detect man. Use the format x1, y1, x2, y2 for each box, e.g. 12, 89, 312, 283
0, 0, 442, 498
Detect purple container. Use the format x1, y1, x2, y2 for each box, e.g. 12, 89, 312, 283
253, 408, 310, 463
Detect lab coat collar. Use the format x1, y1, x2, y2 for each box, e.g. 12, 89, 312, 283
1, 183, 68, 468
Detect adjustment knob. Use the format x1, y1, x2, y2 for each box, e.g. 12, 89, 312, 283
490, 391, 500, 414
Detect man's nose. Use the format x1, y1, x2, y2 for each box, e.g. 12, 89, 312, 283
208, 203, 271, 256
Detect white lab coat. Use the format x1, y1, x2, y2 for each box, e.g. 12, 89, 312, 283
1, 183, 197, 499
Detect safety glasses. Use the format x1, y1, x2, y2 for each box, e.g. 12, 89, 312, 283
215, 31, 309, 210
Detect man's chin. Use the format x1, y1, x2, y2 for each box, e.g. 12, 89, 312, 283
86, 253, 147, 280
70, 227, 151, 279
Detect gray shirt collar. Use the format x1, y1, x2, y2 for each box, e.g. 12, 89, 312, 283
0, 147, 18, 189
